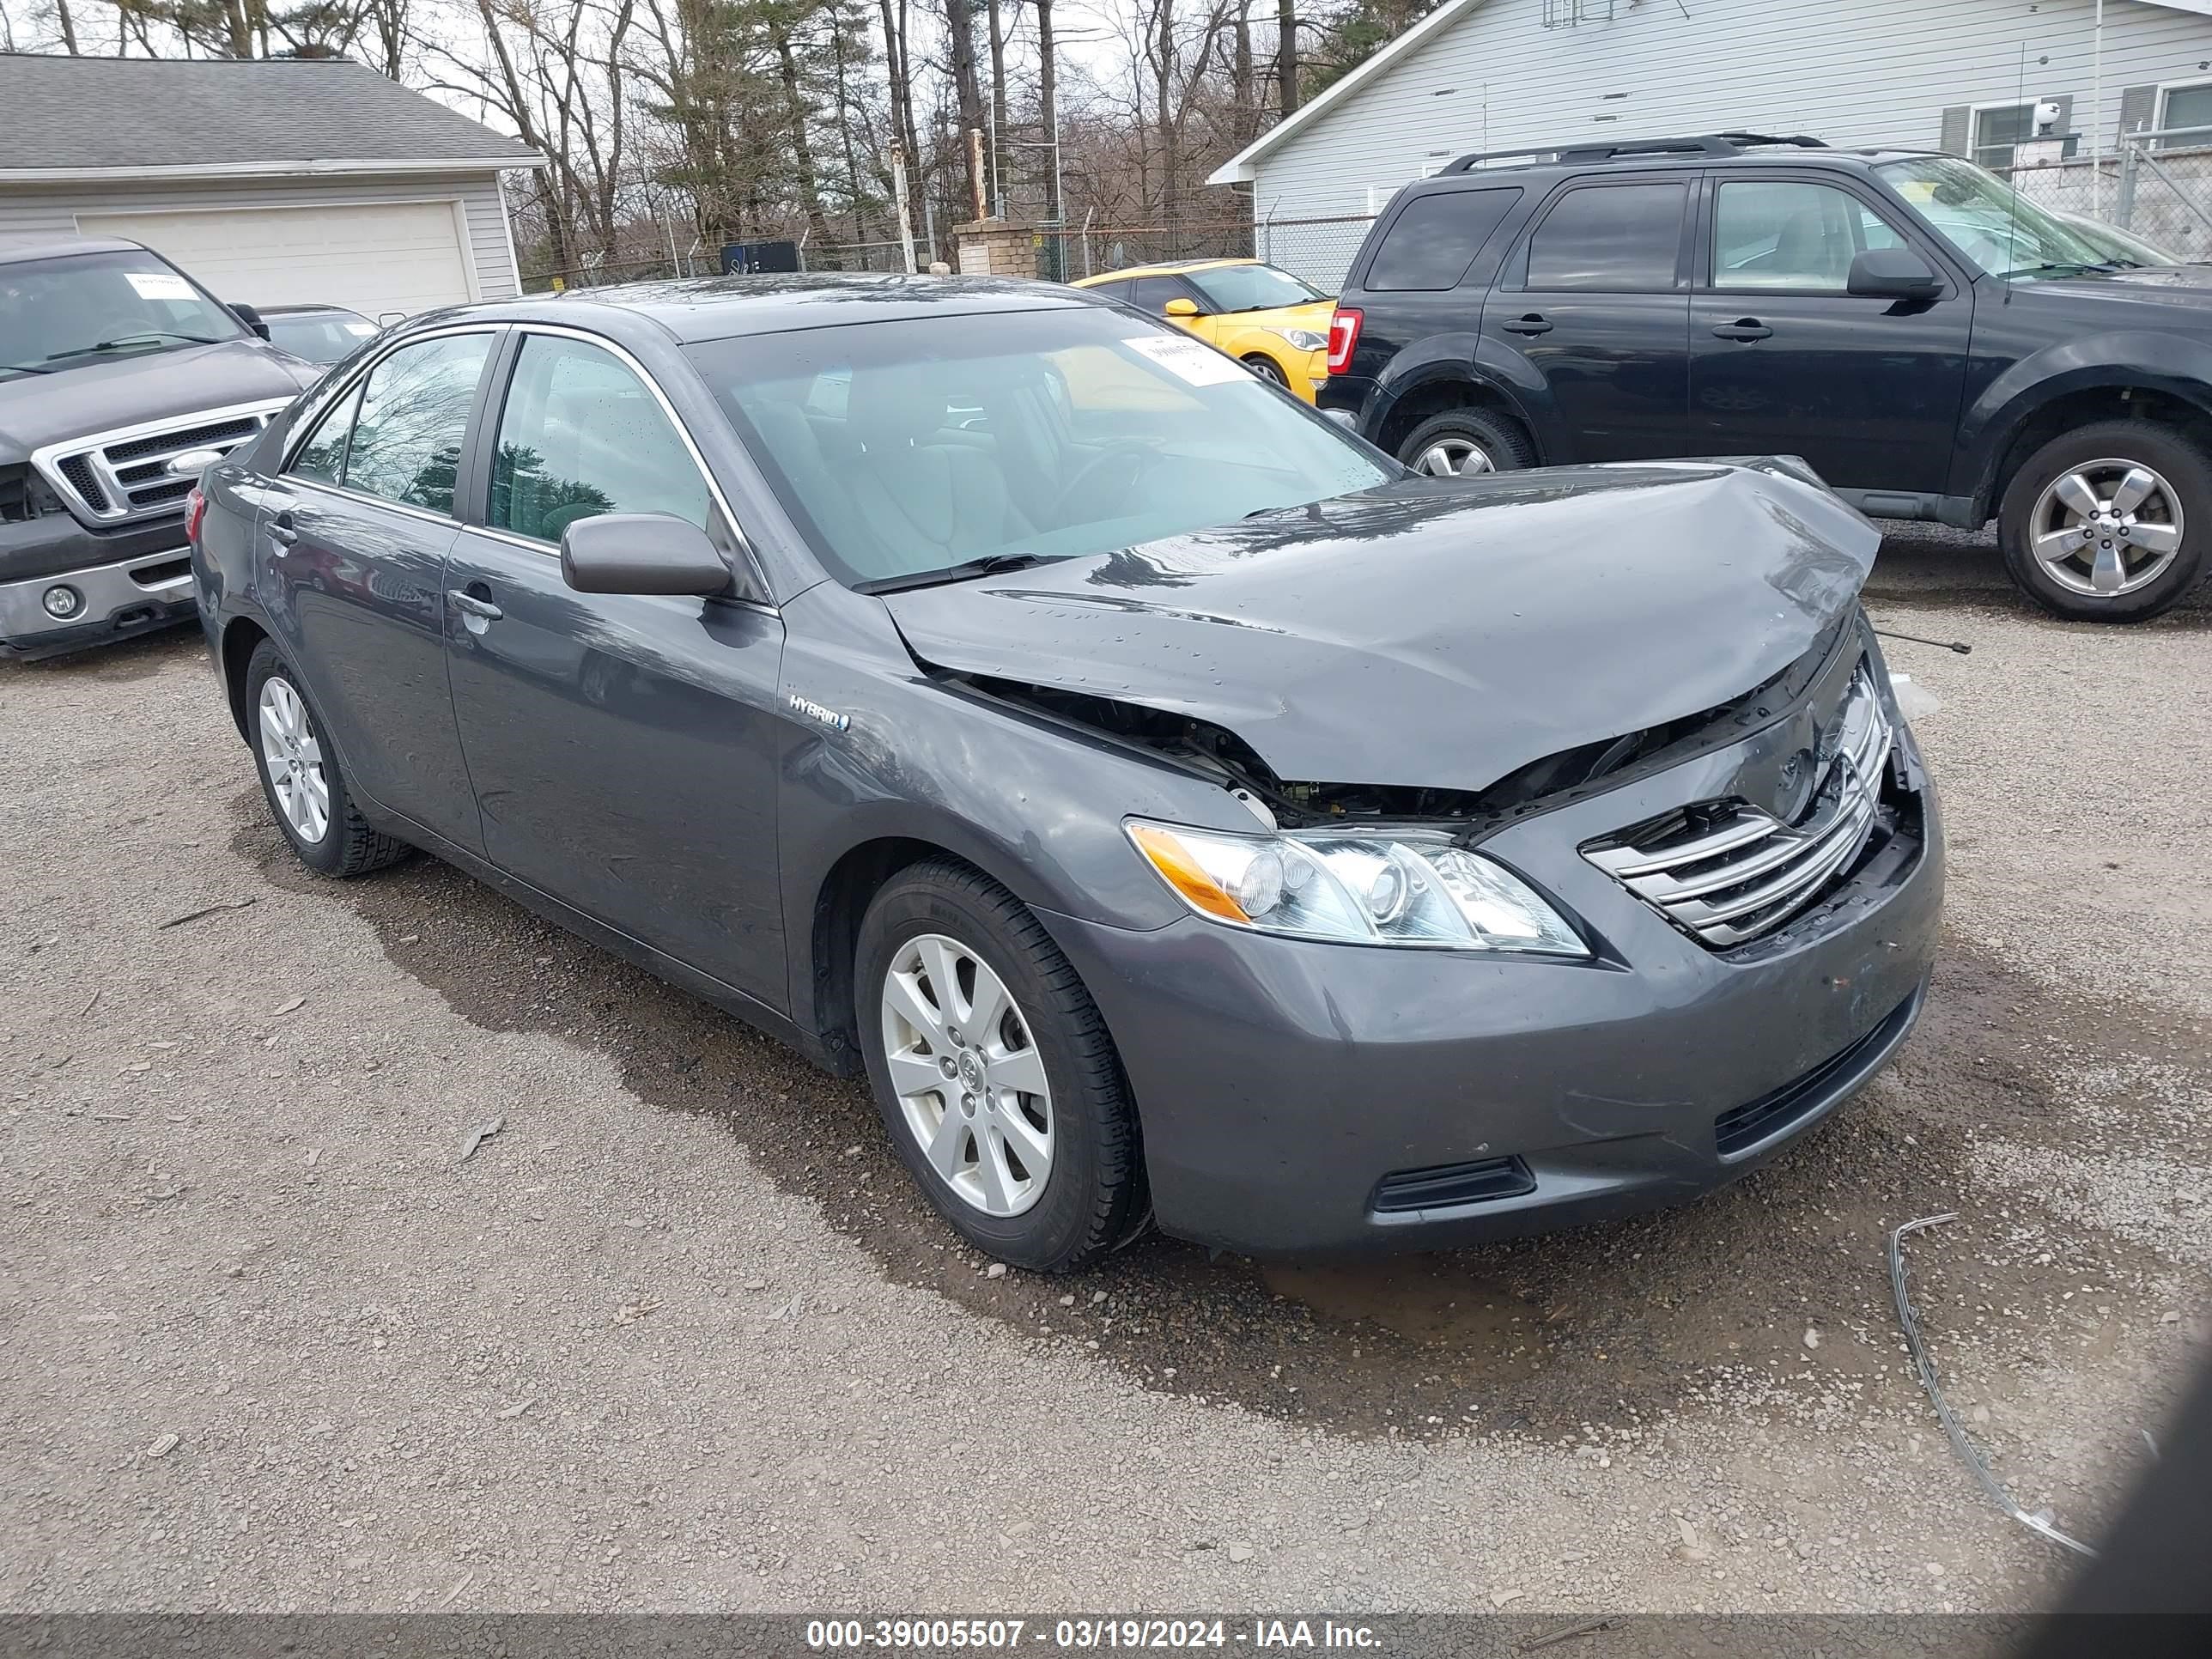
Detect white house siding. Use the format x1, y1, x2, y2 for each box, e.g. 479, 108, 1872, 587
0, 172, 523, 304
1250, 0, 2212, 284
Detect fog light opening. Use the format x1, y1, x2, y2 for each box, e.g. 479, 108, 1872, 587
41, 585, 82, 620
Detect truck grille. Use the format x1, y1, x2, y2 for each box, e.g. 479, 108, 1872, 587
1583, 663, 1893, 949
33, 400, 290, 527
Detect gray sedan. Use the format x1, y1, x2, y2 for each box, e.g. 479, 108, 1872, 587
188, 275, 1941, 1271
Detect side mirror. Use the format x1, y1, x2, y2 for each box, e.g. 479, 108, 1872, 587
559, 513, 732, 597
1846, 248, 1942, 301
228, 301, 271, 340
1163, 295, 1202, 318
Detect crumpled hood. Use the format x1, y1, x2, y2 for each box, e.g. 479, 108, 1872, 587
0, 339, 315, 463
884, 460, 1880, 793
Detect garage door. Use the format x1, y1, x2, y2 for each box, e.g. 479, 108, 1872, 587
76, 200, 475, 319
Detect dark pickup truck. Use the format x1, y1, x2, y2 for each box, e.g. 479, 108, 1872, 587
1321, 131, 2212, 621
2, 235, 319, 659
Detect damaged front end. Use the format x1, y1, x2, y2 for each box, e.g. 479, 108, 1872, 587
937, 605, 1926, 957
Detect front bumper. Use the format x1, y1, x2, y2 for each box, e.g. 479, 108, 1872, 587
1044, 714, 1944, 1257
0, 543, 198, 659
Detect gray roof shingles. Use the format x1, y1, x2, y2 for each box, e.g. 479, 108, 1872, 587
0, 53, 540, 171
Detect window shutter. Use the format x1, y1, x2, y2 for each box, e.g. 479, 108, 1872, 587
2119, 83, 2159, 139
1939, 106, 1971, 157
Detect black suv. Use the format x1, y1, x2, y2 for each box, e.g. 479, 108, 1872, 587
1322, 131, 2212, 621
2, 236, 320, 659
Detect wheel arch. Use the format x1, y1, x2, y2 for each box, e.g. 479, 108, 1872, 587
219, 615, 272, 744
1962, 338, 2212, 521
1372, 363, 1541, 462
795, 823, 1125, 1078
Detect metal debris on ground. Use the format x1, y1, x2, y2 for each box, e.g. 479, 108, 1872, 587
1872, 625, 1972, 654
456, 1116, 505, 1163
158, 896, 258, 930
1888, 1212, 2096, 1558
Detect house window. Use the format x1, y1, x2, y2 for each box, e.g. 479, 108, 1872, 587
1973, 104, 2034, 168
2160, 82, 2212, 148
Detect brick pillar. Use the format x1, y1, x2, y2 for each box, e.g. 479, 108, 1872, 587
953, 219, 1040, 279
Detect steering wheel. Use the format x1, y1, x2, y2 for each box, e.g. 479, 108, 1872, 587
1052, 441, 1160, 522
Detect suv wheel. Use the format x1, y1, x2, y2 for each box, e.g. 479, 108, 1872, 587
855, 860, 1144, 1273
1999, 420, 2210, 621
1399, 408, 1534, 477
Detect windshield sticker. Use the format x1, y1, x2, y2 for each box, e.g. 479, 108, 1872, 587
125, 271, 197, 301
1124, 334, 1252, 387
343, 321, 379, 337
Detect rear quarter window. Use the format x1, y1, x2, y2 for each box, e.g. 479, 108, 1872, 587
1365, 187, 1523, 291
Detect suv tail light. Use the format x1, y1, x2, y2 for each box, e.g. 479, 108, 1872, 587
184, 486, 207, 545
1326, 307, 1364, 375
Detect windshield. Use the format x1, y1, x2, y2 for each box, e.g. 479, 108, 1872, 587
1875, 155, 2119, 278
264, 310, 380, 365
1183, 263, 1328, 313
2062, 213, 2185, 268
687, 306, 1389, 590
0, 249, 246, 381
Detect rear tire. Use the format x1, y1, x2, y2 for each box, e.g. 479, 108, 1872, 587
1998, 419, 2210, 621
855, 860, 1143, 1273
1398, 407, 1534, 477
246, 641, 409, 878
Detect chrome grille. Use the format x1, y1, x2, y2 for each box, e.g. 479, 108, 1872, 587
1584, 664, 1893, 949
33, 400, 290, 526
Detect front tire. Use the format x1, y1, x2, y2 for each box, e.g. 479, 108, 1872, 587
1998, 420, 2210, 621
246, 641, 408, 877
1398, 407, 1534, 477
1242, 353, 1291, 389
855, 860, 1143, 1273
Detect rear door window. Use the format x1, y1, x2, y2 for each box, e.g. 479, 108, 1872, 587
1366, 188, 1522, 290
338, 332, 493, 516
287, 384, 362, 488
1524, 182, 1689, 291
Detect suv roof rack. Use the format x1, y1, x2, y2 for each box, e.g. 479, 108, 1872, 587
1440, 131, 1828, 173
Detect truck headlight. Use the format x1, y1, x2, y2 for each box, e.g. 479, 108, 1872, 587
1127, 819, 1588, 956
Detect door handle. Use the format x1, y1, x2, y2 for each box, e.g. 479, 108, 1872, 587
1711, 319, 1772, 341
447, 587, 503, 623
268, 510, 298, 547
1502, 313, 1553, 336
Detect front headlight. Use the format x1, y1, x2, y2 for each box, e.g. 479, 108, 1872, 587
1127, 818, 1588, 956
1270, 327, 1328, 351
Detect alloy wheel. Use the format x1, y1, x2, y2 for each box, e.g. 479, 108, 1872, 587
257, 677, 331, 844
2028, 458, 2185, 597
1414, 437, 1495, 477
1245, 356, 1290, 387
878, 932, 1054, 1218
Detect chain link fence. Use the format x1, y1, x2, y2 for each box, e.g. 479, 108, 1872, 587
2000, 131, 2212, 261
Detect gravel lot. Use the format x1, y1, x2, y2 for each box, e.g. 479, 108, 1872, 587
2, 526, 2206, 1614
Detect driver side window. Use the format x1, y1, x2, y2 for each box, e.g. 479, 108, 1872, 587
489, 334, 712, 544
1712, 181, 1907, 291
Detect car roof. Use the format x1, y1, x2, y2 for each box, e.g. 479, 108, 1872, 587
435, 272, 1100, 345
0, 233, 145, 266
1075, 258, 1256, 285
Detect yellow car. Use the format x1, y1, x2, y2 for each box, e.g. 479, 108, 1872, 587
1071, 258, 1335, 402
